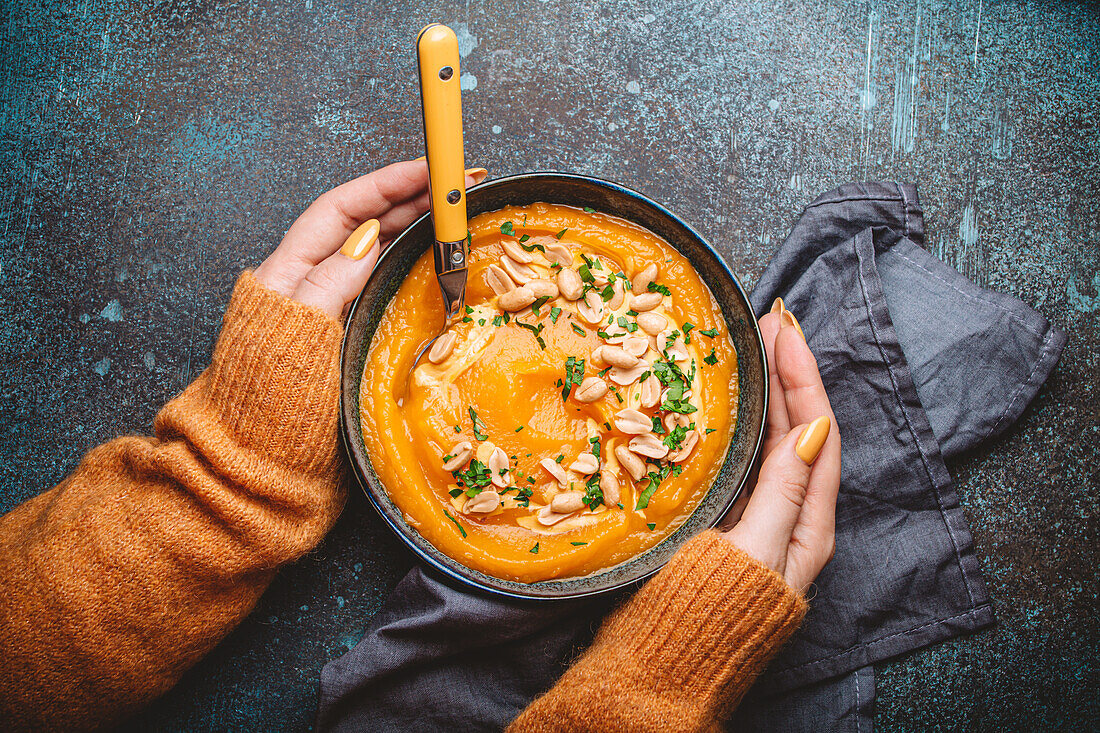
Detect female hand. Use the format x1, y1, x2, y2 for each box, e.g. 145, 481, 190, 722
723, 300, 841, 594
253, 160, 487, 318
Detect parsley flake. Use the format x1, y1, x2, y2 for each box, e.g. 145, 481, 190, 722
443, 509, 467, 538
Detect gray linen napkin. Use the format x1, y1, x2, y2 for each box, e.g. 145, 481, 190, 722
316, 182, 1066, 732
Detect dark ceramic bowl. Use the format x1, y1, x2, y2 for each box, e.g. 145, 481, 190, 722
339, 173, 767, 600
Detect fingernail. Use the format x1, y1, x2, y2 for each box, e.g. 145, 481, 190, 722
414, 155, 426, 161
770, 297, 785, 314
795, 416, 830, 464
465, 167, 488, 184
341, 218, 380, 260
780, 309, 805, 340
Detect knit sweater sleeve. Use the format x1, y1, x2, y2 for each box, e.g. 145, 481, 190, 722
509, 531, 808, 733
0, 272, 347, 731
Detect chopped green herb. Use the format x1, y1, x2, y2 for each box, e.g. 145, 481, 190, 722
647, 522, 656, 530
626, 309, 639, 317
453, 458, 492, 490
443, 509, 467, 538
519, 234, 530, 242
555, 454, 565, 463
635, 465, 672, 510
555, 228, 568, 239
599, 283, 615, 301
465, 305, 474, 314
515, 425, 525, 432
550, 306, 562, 323
530, 542, 540, 554
571, 322, 586, 336
583, 207, 595, 213
531, 295, 551, 315
682, 322, 695, 344
454, 424, 462, 432
577, 264, 594, 283
571, 541, 589, 545
699, 327, 719, 337
663, 424, 690, 450
478, 318, 486, 326
469, 407, 488, 440
647, 282, 672, 296
449, 487, 464, 498
651, 416, 666, 434
520, 239, 545, 253
562, 356, 586, 400
704, 348, 718, 365
501, 221, 515, 237
461, 316, 473, 323
705, 428, 716, 434
516, 320, 547, 349
492, 315, 504, 327
582, 473, 604, 510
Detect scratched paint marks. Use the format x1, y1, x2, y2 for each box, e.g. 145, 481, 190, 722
890, 2, 922, 156
991, 104, 1013, 160
858, 0, 882, 174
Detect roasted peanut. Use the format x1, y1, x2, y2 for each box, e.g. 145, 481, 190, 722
629, 433, 669, 459
600, 471, 621, 505
465, 490, 501, 514
501, 238, 534, 263
631, 263, 658, 294
556, 268, 584, 300
499, 285, 537, 312
427, 331, 457, 364
500, 254, 536, 284
614, 408, 652, 434
442, 441, 473, 471
488, 446, 511, 488
637, 312, 667, 335
639, 373, 661, 408
609, 362, 648, 386
601, 345, 639, 369
486, 264, 516, 295
569, 452, 599, 474
574, 377, 608, 403
615, 445, 647, 481
668, 429, 699, 463
527, 279, 559, 299
540, 457, 569, 485
544, 242, 573, 267
551, 491, 586, 513
630, 291, 663, 312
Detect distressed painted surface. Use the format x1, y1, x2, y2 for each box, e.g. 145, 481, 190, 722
1, 0, 1097, 729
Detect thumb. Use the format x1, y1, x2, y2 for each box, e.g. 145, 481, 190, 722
291, 219, 382, 319
723, 418, 828, 577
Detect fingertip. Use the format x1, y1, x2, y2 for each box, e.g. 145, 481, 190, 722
340, 218, 380, 260
794, 416, 831, 464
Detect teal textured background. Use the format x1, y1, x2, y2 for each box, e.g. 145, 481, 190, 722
1, 0, 1096, 729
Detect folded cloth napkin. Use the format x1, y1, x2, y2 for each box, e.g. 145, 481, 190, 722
316, 183, 1066, 732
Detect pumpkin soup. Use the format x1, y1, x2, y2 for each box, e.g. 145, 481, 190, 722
360, 203, 737, 583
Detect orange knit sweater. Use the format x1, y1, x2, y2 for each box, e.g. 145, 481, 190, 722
0, 273, 806, 731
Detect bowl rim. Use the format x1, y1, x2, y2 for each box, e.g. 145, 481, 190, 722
339, 171, 768, 600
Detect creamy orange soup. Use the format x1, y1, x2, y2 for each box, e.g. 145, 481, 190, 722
360, 203, 738, 583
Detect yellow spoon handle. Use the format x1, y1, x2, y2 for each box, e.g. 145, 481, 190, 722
417, 24, 467, 245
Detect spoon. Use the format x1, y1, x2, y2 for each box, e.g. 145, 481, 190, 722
408, 23, 469, 381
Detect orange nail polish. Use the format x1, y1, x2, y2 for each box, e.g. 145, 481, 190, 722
414, 155, 426, 161
340, 218, 380, 260
780, 309, 805, 340
770, 297, 785, 314
795, 416, 830, 464
465, 167, 488, 184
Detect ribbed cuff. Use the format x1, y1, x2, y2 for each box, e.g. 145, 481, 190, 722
603, 530, 807, 708
197, 271, 345, 473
